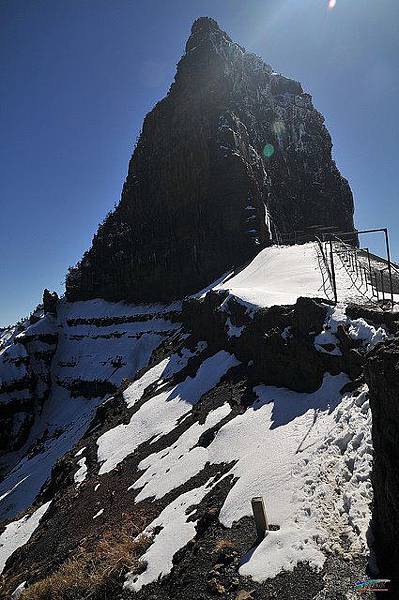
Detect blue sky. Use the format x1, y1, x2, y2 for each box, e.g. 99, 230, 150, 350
1, 0, 398, 326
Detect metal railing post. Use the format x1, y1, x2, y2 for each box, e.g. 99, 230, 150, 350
329, 239, 338, 304
364, 267, 369, 291
354, 250, 359, 278
375, 272, 380, 301
384, 228, 394, 306
380, 270, 385, 302
366, 248, 372, 275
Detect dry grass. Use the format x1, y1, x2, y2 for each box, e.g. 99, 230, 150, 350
19, 517, 149, 600
235, 591, 255, 600
213, 538, 237, 552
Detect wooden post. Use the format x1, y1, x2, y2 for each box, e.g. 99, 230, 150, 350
251, 497, 269, 540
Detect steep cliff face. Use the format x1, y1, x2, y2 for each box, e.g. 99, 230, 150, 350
365, 338, 399, 588
66, 17, 355, 304
0, 308, 58, 456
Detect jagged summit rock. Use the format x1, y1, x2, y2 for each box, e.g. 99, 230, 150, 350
190, 16, 221, 34
187, 16, 244, 51
66, 18, 355, 303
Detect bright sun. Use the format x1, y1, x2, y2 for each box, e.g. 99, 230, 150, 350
328, 0, 337, 8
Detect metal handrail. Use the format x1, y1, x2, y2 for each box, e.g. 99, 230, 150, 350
315, 236, 334, 302
276, 226, 396, 308
332, 237, 384, 306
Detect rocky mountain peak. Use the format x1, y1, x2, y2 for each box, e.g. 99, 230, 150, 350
191, 16, 222, 35
186, 17, 234, 50
65, 19, 355, 304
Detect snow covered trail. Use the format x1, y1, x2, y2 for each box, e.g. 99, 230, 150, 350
216, 243, 327, 307
212, 242, 368, 309
240, 384, 372, 582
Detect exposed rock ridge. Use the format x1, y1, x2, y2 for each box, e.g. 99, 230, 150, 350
0, 309, 58, 455
66, 16, 355, 303
366, 338, 399, 590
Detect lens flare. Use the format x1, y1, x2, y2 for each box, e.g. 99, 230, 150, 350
328, 0, 337, 9
263, 144, 275, 159
272, 121, 285, 136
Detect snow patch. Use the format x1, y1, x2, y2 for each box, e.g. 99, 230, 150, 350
281, 327, 292, 341
240, 526, 325, 581
0, 502, 51, 574
11, 581, 26, 599
349, 319, 387, 348
131, 404, 231, 501
97, 351, 239, 475
315, 304, 387, 355
123, 343, 206, 409
226, 317, 244, 338
125, 481, 212, 592
74, 457, 87, 487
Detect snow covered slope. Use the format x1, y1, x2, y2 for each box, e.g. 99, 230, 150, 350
93, 304, 379, 592
1, 243, 392, 598
0, 299, 179, 523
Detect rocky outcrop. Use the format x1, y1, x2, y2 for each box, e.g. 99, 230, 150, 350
0, 315, 58, 454
66, 17, 355, 304
181, 292, 362, 393
42, 289, 58, 316
365, 338, 399, 589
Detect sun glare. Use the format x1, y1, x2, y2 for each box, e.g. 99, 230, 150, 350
328, 0, 337, 9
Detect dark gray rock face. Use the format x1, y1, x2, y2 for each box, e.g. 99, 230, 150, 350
42, 289, 59, 316
66, 17, 355, 303
0, 318, 58, 454
365, 339, 399, 588
182, 292, 350, 393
